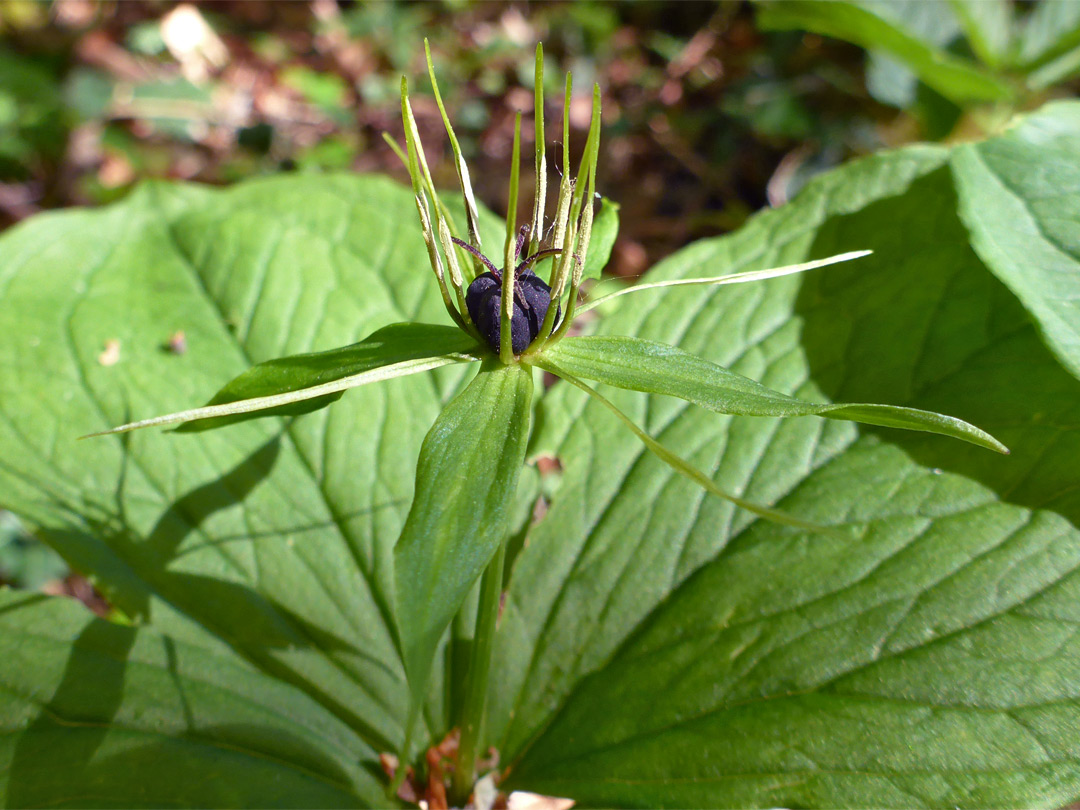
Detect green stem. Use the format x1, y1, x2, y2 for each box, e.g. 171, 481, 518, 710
425, 38, 484, 256
449, 580, 481, 730
529, 75, 574, 350
388, 699, 422, 799
500, 113, 523, 364
450, 541, 507, 805
529, 43, 546, 258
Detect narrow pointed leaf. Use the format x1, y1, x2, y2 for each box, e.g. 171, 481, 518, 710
548, 85, 602, 343
529, 43, 547, 258
948, 0, 1011, 68
394, 361, 533, 705
84, 354, 474, 437
86, 323, 483, 436
501, 114, 523, 363
1027, 44, 1080, 89
176, 322, 482, 432
401, 79, 467, 325
538, 335, 1006, 453
1017, 0, 1080, 68
555, 371, 839, 535
425, 39, 484, 252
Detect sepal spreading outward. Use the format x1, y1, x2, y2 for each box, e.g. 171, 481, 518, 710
82, 42, 1008, 795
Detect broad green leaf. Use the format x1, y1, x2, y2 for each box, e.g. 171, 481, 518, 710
0, 173, 503, 786
581, 197, 619, 283
757, 0, 1013, 103
394, 361, 533, 706
951, 101, 1080, 382
3, 84, 1080, 810
0, 590, 382, 806
491, 126, 1080, 806
538, 335, 1007, 453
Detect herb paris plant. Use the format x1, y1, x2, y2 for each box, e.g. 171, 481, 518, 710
84, 44, 1007, 802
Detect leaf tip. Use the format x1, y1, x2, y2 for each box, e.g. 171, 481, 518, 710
963, 429, 1009, 455
829, 249, 872, 265
970, 426, 1009, 455
78, 426, 125, 440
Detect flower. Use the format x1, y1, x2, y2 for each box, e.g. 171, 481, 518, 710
87, 42, 1006, 532
391, 42, 600, 366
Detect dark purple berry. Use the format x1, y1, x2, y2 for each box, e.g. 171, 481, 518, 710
466, 268, 560, 355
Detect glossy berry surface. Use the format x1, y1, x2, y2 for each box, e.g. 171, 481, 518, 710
466, 269, 560, 354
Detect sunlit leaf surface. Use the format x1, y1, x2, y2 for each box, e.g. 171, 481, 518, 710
1, 102, 1079, 807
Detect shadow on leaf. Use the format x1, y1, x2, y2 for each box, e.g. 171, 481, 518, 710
13, 431, 406, 804
797, 165, 1080, 528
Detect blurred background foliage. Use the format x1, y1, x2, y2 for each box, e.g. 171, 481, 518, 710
1, 0, 1077, 598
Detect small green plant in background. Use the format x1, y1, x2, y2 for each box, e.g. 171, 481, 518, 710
2, 37, 1080, 810
758, 0, 1080, 138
